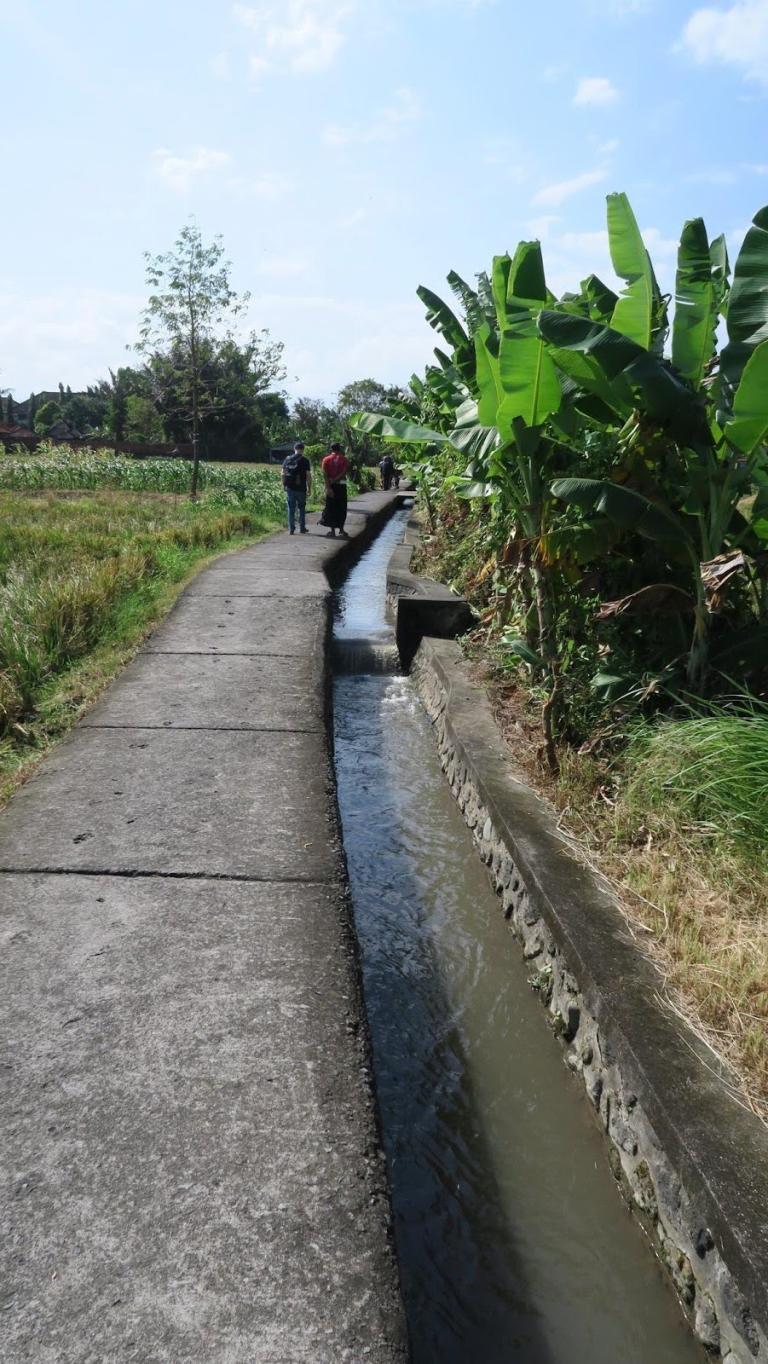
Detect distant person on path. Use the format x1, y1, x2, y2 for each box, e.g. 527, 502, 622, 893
282, 441, 312, 535
379, 453, 395, 490
320, 442, 350, 538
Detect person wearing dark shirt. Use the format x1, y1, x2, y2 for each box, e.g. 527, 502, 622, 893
282, 441, 312, 535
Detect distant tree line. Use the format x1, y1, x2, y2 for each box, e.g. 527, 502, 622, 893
2, 223, 405, 469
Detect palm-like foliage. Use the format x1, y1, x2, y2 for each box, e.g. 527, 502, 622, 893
350, 193, 768, 725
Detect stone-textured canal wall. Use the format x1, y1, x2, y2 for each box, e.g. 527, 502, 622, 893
387, 527, 768, 1364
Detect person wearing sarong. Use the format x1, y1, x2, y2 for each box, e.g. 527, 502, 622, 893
319, 443, 350, 538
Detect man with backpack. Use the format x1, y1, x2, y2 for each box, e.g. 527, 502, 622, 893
282, 441, 312, 535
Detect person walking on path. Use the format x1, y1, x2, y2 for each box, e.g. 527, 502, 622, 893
282, 441, 312, 535
319, 443, 350, 538
379, 453, 395, 491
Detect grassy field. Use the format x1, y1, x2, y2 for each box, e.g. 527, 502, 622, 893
0, 481, 283, 805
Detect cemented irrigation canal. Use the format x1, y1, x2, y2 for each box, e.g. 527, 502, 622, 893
332, 512, 703, 1363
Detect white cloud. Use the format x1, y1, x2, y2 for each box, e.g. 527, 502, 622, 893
574, 75, 620, 106
597, 137, 620, 155
152, 146, 231, 193
0, 289, 143, 395
532, 168, 607, 207
680, 0, 768, 82
234, 0, 355, 76
324, 87, 421, 145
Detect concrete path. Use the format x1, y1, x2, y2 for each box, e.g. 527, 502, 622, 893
0, 494, 408, 1363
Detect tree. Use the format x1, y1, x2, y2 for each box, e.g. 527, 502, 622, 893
124, 394, 165, 443
147, 332, 285, 460
338, 378, 404, 462
102, 367, 148, 449
34, 400, 63, 435
5, 394, 14, 425
289, 396, 338, 448
137, 222, 267, 496
28, 393, 37, 429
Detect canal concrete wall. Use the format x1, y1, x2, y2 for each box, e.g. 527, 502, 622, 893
0, 492, 409, 1364
387, 526, 768, 1364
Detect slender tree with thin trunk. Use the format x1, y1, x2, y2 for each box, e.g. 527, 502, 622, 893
137, 222, 248, 499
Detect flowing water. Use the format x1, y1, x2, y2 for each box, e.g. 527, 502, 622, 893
332, 511, 703, 1363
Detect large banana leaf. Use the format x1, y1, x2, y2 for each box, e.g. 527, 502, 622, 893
417, 284, 476, 386
724, 339, 768, 453
497, 332, 562, 429
551, 476, 689, 544
348, 412, 445, 443
491, 241, 562, 428
607, 192, 663, 352
581, 273, 619, 323
417, 285, 468, 351
721, 205, 768, 386
547, 344, 633, 419
538, 310, 705, 440
710, 233, 730, 312
474, 323, 503, 427
448, 396, 501, 460
491, 254, 513, 332
448, 270, 492, 335
672, 218, 719, 388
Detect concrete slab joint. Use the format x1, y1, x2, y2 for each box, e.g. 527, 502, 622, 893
386, 531, 768, 1364
0, 492, 409, 1363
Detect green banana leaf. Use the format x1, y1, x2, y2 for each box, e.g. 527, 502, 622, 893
547, 344, 633, 419
347, 412, 445, 443
448, 396, 501, 460
538, 310, 705, 441
709, 233, 730, 313
497, 330, 562, 429
417, 284, 476, 386
417, 285, 468, 351
724, 339, 768, 453
721, 205, 768, 386
551, 476, 689, 544
672, 218, 719, 388
474, 323, 503, 427
448, 270, 491, 335
491, 242, 562, 428
607, 192, 663, 351
491, 254, 513, 332
581, 273, 619, 323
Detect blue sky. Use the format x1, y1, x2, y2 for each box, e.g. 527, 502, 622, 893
2, 0, 768, 404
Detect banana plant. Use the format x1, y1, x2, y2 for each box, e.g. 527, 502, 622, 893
545, 206, 768, 688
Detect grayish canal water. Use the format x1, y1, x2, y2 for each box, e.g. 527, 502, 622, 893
332, 512, 703, 1363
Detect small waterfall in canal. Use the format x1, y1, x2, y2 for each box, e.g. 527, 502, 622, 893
332, 510, 704, 1364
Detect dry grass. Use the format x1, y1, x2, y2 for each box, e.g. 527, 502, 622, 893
483, 668, 768, 1120
0, 489, 282, 807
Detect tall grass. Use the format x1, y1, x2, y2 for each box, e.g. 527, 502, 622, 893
0, 490, 280, 770
625, 706, 768, 855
